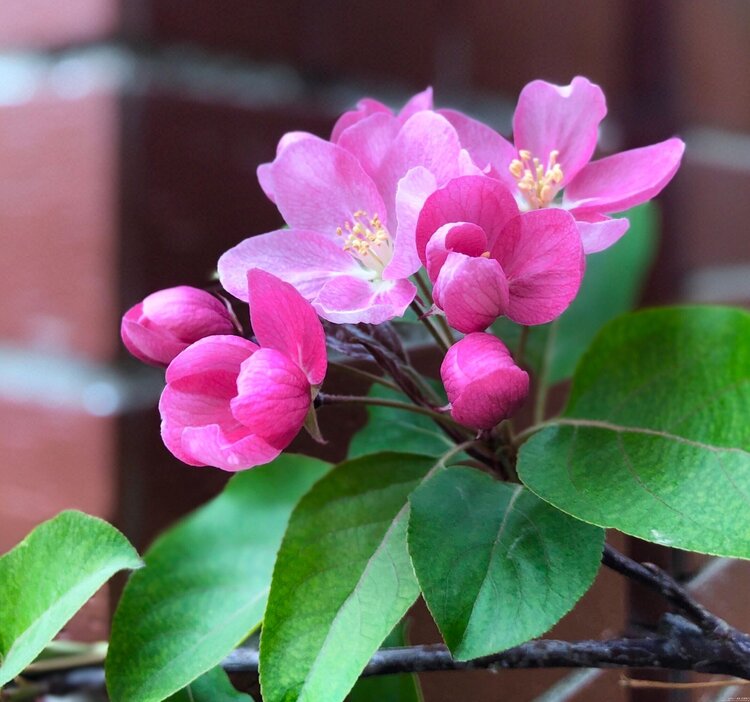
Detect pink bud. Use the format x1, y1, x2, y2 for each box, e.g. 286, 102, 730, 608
441, 333, 529, 429
121, 286, 238, 366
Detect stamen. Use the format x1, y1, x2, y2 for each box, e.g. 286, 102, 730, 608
508, 148, 565, 208
337, 210, 393, 274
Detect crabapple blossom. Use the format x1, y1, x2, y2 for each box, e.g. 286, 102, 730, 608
120, 286, 238, 367
416, 175, 584, 333
441, 333, 529, 429
158, 270, 327, 472
442, 76, 685, 253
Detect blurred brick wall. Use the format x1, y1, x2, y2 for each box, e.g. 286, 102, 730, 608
2, 1, 750, 700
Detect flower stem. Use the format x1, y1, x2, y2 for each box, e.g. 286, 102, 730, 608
410, 301, 450, 354
414, 271, 455, 347
533, 319, 558, 424
329, 361, 401, 393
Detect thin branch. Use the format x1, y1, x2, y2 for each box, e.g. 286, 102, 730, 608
409, 301, 450, 353
328, 361, 401, 393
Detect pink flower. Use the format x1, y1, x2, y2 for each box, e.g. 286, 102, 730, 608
219, 91, 474, 324
121, 286, 238, 367
441, 333, 529, 429
158, 270, 327, 472
441, 76, 685, 253
416, 175, 585, 333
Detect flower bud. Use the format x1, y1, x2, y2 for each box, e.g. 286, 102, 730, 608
441, 333, 529, 429
121, 286, 237, 366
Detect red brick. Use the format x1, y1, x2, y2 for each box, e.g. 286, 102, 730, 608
0, 89, 119, 360
0, 0, 118, 49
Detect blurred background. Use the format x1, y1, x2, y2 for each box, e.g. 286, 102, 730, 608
2, 1, 749, 700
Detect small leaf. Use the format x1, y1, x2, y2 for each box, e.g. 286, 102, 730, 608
518, 306, 750, 557
260, 452, 455, 702
408, 468, 603, 659
165, 666, 254, 702
348, 385, 457, 459
106, 455, 330, 702
494, 203, 657, 383
0, 511, 141, 686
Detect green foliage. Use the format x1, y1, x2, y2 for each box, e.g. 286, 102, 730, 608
106, 455, 330, 702
408, 468, 603, 659
260, 452, 451, 702
519, 307, 750, 557
165, 667, 254, 701
0, 511, 141, 686
494, 203, 657, 384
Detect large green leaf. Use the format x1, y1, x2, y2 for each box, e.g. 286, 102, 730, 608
494, 203, 657, 384
165, 666, 254, 701
518, 306, 750, 557
106, 455, 330, 702
260, 452, 454, 702
0, 511, 141, 686
348, 385, 456, 458
408, 468, 603, 660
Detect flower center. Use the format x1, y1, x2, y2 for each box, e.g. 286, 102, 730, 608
336, 210, 393, 275
509, 149, 564, 209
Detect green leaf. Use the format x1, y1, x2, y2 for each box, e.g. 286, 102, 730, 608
106, 455, 330, 702
408, 468, 603, 660
165, 667, 254, 702
260, 452, 454, 702
518, 306, 750, 557
348, 385, 459, 459
494, 203, 657, 384
347, 620, 422, 702
0, 511, 141, 686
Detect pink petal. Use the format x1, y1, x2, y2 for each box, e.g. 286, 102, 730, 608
573, 212, 631, 254
336, 112, 400, 181
165, 335, 258, 388
441, 333, 529, 429
398, 87, 434, 120
331, 97, 391, 143
231, 347, 311, 447
439, 108, 518, 188
218, 228, 361, 302
181, 424, 282, 472
383, 166, 437, 280
247, 269, 327, 385
513, 77, 607, 186
271, 136, 387, 235
258, 131, 317, 203
563, 137, 686, 214
314, 275, 416, 325
491, 209, 584, 325
415, 175, 518, 263
425, 221, 488, 282
121, 313, 187, 367
433, 253, 509, 333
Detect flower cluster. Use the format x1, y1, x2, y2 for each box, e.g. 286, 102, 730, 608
122, 77, 684, 471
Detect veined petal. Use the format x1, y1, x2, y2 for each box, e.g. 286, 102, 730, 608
181, 424, 282, 472
336, 112, 400, 181
491, 209, 584, 325
331, 97, 391, 143
231, 347, 311, 447
451, 368, 530, 429
247, 269, 327, 385
257, 131, 317, 203
272, 136, 387, 235
313, 275, 416, 325
398, 87, 434, 120
563, 137, 686, 214
383, 166, 437, 280
425, 221, 488, 282
165, 335, 258, 389
573, 212, 631, 254
513, 76, 607, 186
434, 253, 509, 333
218, 228, 362, 302
415, 175, 518, 263
439, 108, 518, 188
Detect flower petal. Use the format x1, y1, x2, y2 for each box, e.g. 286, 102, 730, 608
257, 131, 317, 203
218, 228, 361, 302
247, 269, 327, 385
415, 175, 518, 263
271, 136, 387, 235
425, 221, 488, 282
336, 111, 400, 181
433, 253, 509, 333
314, 275, 416, 325
513, 76, 607, 186
563, 137, 686, 214
573, 212, 631, 254
491, 209, 584, 325
439, 108, 518, 188
181, 424, 282, 472
398, 87, 434, 120
331, 97, 391, 143
231, 347, 311, 447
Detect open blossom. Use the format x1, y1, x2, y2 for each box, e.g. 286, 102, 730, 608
442, 76, 685, 253
416, 175, 584, 333
441, 333, 529, 429
121, 286, 238, 367
159, 270, 327, 472
219, 91, 475, 325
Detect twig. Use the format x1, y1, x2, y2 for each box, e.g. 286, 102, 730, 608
328, 361, 401, 393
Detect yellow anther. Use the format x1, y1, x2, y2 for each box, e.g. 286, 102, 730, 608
508, 148, 565, 208
518, 149, 532, 160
